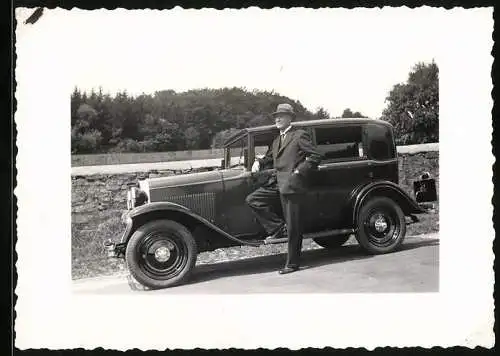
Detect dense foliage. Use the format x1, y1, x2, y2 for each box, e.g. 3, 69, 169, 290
380, 61, 439, 145
71, 87, 336, 153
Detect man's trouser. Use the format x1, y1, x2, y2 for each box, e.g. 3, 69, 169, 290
246, 184, 304, 268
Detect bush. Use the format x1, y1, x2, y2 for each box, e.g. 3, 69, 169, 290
72, 129, 102, 154
110, 138, 142, 153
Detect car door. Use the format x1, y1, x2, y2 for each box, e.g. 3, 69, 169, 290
218, 169, 268, 238
216, 134, 272, 238
308, 124, 372, 230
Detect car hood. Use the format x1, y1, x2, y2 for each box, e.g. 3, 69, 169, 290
144, 170, 223, 190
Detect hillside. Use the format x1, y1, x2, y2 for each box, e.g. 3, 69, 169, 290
71, 87, 321, 154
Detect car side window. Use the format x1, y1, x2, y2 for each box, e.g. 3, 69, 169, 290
314, 126, 365, 163
227, 136, 249, 169
365, 124, 395, 160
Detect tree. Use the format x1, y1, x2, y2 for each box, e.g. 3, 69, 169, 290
380, 61, 439, 145
74, 103, 97, 131
71, 87, 82, 124
184, 126, 201, 149
341, 108, 354, 118
341, 108, 366, 118
211, 128, 240, 148
247, 114, 272, 127
314, 107, 330, 120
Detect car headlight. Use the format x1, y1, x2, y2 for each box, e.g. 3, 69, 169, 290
127, 187, 148, 210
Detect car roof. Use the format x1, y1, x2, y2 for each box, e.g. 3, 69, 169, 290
223, 117, 392, 147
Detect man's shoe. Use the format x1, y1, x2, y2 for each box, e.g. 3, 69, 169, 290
265, 225, 286, 241
279, 266, 300, 275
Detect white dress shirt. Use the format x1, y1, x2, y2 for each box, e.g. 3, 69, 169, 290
280, 125, 292, 139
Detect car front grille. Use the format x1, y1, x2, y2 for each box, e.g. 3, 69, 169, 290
156, 192, 216, 222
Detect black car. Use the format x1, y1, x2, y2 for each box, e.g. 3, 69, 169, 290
105, 118, 437, 289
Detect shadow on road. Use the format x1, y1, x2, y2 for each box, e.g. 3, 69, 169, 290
187, 237, 439, 286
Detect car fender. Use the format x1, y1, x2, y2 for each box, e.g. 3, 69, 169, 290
128, 201, 192, 219
351, 180, 426, 225
121, 202, 261, 247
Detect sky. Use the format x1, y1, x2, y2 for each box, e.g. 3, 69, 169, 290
15, 7, 480, 118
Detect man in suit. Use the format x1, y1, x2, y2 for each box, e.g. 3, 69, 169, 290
245, 103, 321, 274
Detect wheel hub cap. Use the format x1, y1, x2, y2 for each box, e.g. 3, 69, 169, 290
374, 215, 388, 232
154, 246, 171, 262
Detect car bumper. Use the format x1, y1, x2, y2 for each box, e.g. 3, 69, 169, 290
417, 201, 437, 212
103, 240, 126, 258
103, 211, 133, 258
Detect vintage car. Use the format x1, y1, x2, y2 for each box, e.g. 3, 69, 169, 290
104, 118, 437, 289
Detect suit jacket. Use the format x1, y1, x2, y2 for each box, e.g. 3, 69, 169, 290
258, 127, 321, 195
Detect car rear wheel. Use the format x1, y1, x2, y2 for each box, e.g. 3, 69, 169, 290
355, 196, 406, 254
313, 234, 351, 249
125, 219, 197, 289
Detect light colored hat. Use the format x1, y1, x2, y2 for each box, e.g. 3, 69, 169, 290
271, 103, 296, 118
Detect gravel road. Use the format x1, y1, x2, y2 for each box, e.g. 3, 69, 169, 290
73, 233, 439, 294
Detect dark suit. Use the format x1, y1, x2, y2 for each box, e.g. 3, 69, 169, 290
246, 127, 321, 268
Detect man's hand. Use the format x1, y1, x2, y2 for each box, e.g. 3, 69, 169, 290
251, 160, 260, 173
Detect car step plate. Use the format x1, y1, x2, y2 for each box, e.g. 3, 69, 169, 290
251, 228, 355, 245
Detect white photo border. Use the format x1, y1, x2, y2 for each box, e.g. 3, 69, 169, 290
14, 7, 495, 350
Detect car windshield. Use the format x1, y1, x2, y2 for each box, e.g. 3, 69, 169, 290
227, 136, 247, 169
224, 129, 277, 170
253, 131, 277, 160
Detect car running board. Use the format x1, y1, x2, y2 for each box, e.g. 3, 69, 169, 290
255, 228, 355, 245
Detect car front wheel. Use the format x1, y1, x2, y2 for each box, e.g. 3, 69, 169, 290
355, 196, 406, 254
125, 219, 197, 289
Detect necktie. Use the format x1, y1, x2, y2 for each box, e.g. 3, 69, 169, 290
278, 134, 285, 150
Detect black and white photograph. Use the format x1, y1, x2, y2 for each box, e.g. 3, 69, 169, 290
14, 6, 494, 350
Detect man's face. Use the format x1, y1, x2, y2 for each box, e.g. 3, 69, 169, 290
274, 114, 293, 131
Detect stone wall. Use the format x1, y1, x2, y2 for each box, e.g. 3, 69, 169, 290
398, 151, 439, 197
71, 151, 439, 277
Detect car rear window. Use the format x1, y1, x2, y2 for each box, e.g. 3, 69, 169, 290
314, 126, 365, 163
365, 124, 396, 160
